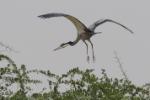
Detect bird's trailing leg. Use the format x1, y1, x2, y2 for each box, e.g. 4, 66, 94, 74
88, 39, 95, 62
83, 40, 90, 63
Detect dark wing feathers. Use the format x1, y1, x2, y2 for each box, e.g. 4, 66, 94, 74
38, 13, 133, 34
38, 13, 87, 33
88, 19, 133, 34
38, 13, 67, 18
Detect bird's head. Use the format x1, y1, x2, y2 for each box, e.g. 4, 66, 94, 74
53, 41, 74, 51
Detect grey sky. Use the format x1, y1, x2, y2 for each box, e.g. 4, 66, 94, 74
0, 0, 150, 86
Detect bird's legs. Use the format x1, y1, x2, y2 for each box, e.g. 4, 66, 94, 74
83, 40, 90, 62
88, 39, 95, 62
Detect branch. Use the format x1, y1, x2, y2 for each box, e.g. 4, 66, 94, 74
113, 51, 129, 80
0, 42, 18, 53
0, 54, 15, 65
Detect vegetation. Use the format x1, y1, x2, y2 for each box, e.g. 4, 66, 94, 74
0, 54, 150, 100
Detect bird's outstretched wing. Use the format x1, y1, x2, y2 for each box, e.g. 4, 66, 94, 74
88, 19, 133, 34
38, 13, 88, 34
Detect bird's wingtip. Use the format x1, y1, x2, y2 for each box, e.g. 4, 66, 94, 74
38, 15, 44, 18
38, 14, 48, 19
132, 31, 134, 34
130, 30, 134, 34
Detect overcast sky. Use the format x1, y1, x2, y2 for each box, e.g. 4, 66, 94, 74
0, 0, 150, 86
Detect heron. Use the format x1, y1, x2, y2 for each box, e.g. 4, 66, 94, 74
38, 13, 133, 62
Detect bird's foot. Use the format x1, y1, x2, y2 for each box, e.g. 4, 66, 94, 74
93, 56, 96, 63
87, 56, 90, 63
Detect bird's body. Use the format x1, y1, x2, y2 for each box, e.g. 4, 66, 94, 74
38, 13, 133, 62
80, 32, 91, 40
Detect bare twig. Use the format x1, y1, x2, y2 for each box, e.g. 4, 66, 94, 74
0, 42, 18, 53
114, 51, 128, 80
0, 54, 15, 65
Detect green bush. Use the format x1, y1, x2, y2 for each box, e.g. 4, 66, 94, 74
0, 54, 150, 100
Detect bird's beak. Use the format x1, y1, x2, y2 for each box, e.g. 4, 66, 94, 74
53, 46, 63, 51
53, 43, 69, 51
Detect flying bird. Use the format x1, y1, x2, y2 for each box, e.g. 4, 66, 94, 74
38, 13, 133, 62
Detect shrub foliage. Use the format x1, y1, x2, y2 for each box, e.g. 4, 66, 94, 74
0, 54, 150, 100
